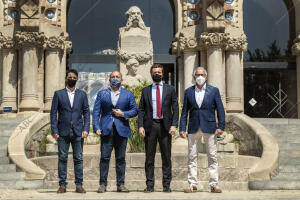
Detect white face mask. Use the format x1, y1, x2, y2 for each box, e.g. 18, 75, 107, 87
196, 75, 206, 85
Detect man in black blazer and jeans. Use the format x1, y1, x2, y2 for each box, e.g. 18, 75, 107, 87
138, 64, 179, 193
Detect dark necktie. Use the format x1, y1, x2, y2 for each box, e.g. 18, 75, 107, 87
156, 84, 161, 118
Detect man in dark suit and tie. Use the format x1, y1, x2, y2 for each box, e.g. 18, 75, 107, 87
179, 67, 225, 193
50, 69, 90, 193
93, 70, 138, 193
138, 64, 179, 193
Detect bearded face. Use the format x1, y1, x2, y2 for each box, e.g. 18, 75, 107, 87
125, 7, 146, 31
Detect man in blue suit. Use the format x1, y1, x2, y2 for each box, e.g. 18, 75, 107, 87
179, 67, 225, 193
50, 69, 90, 193
93, 70, 138, 193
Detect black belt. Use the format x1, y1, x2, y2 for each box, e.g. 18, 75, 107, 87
152, 119, 163, 123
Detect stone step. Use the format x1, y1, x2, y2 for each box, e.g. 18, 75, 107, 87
0, 130, 14, 137
0, 145, 7, 157
249, 180, 300, 190
279, 157, 300, 165
0, 157, 9, 164
44, 180, 249, 191
44, 167, 248, 182
0, 164, 16, 173
279, 150, 300, 158
279, 165, 300, 173
0, 180, 43, 189
0, 172, 24, 181
272, 172, 300, 181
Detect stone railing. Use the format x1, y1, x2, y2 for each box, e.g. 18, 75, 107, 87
227, 113, 279, 181
8, 113, 49, 179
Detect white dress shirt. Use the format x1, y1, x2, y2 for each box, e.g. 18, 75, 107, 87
66, 87, 76, 108
195, 84, 206, 108
152, 81, 163, 119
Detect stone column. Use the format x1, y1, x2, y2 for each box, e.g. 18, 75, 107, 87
226, 51, 242, 112
1, 49, 18, 112
293, 35, 300, 118
201, 33, 228, 107
16, 31, 45, 112
19, 46, 40, 111
44, 36, 72, 112
207, 46, 225, 104
200, 49, 207, 68
44, 49, 61, 112
225, 35, 248, 113
183, 51, 199, 90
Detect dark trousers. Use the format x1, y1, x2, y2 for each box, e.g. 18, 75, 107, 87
58, 129, 84, 187
144, 120, 172, 188
100, 124, 128, 186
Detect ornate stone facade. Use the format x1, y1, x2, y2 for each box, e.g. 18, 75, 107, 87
292, 34, 300, 56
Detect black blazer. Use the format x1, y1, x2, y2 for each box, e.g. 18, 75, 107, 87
138, 83, 179, 133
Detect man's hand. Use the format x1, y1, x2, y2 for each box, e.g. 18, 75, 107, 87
52, 134, 59, 140
82, 131, 89, 138
169, 126, 176, 136
215, 129, 223, 136
179, 131, 186, 138
96, 130, 102, 136
113, 109, 124, 117
139, 127, 145, 137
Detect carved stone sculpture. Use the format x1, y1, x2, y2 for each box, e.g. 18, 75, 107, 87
117, 6, 153, 85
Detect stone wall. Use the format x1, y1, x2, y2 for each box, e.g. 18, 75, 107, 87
31, 153, 259, 191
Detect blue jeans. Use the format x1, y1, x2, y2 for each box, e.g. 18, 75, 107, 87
58, 129, 84, 187
100, 124, 128, 186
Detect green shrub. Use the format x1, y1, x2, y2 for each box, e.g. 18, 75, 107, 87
125, 80, 150, 152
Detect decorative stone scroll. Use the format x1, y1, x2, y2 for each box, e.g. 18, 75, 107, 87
292, 35, 300, 56
0, 33, 15, 49
226, 34, 248, 52
200, 32, 230, 49
15, 31, 46, 48
44, 34, 73, 53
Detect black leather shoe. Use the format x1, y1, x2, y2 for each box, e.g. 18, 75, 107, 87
163, 187, 172, 193
144, 186, 154, 193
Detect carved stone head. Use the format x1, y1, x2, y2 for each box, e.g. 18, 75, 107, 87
126, 58, 139, 76
125, 6, 146, 31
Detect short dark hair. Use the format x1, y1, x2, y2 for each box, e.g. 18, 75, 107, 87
150, 64, 164, 74
66, 69, 78, 78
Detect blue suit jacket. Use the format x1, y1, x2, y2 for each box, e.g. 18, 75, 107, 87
179, 84, 225, 134
92, 87, 138, 138
50, 88, 90, 137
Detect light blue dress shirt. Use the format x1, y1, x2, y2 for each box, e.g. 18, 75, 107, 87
110, 87, 121, 107
152, 81, 163, 119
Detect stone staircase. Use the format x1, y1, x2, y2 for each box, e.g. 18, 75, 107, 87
0, 117, 43, 189
249, 118, 300, 190
32, 153, 259, 191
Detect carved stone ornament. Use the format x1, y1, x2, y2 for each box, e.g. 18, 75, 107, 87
117, 49, 152, 63
172, 32, 199, 53
125, 6, 146, 31
226, 34, 248, 52
0, 33, 15, 49
292, 34, 300, 56
15, 31, 46, 48
200, 32, 230, 48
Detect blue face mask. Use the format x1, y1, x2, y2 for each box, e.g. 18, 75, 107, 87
110, 78, 121, 88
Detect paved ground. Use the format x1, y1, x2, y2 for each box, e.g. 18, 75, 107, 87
0, 190, 300, 200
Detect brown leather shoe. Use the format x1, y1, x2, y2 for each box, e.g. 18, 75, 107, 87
184, 186, 197, 193
211, 186, 222, 193
57, 186, 66, 193
75, 186, 86, 193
